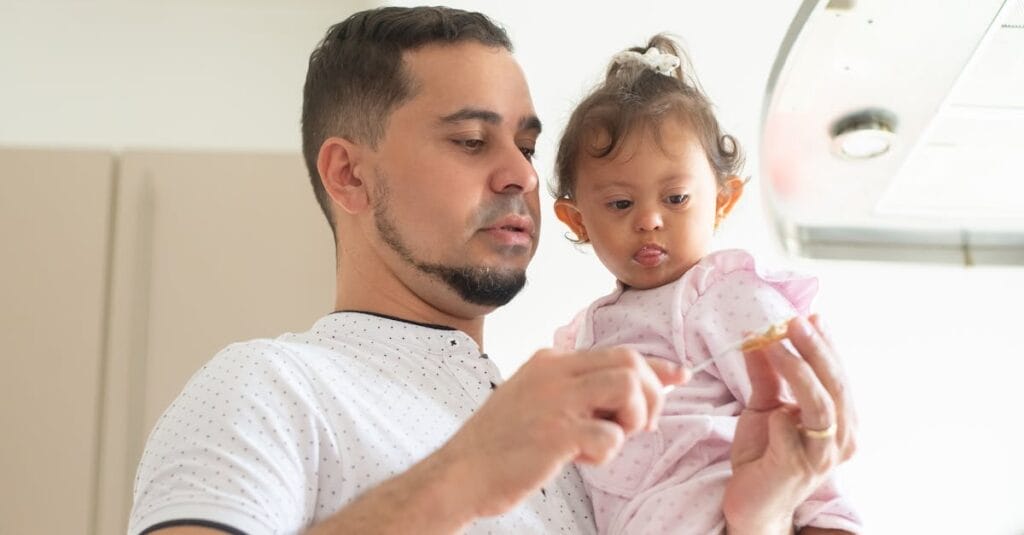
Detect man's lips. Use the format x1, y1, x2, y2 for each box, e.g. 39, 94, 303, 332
482, 214, 535, 247
633, 244, 667, 267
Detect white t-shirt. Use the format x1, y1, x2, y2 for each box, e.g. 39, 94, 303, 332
129, 311, 596, 535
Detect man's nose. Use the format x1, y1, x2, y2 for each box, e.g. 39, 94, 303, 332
490, 143, 538, 194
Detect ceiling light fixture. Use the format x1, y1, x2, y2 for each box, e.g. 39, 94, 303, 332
830, 109, 898, 159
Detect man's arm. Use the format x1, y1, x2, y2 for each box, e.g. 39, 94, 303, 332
149, 447, 473, 535
303, 442, 475, 534
150, 347, 686, 535
321, 348, 686, 533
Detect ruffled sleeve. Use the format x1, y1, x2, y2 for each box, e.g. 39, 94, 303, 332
795, 476, 864, 532
674, 249, 819, 404
552, 308, 587, 351
676, 251, 861, 531
674, 249, 818, 319
552, 284, 625, 352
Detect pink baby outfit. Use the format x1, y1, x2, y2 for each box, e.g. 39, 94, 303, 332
554, 249, 861, 534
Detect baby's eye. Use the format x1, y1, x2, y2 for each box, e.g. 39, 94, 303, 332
608, 200, 633, 210
666, 194, 690, 205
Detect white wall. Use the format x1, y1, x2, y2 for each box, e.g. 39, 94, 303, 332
0, 0, 375, 151
3, 0, 1023, 532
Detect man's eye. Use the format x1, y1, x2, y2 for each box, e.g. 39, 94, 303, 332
608, 200, 632, 210
667, 194, 690, 205
456, 139, 485, 150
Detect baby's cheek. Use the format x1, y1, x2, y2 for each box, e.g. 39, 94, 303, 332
593, 244, 626, 275
589, 244, 626, 280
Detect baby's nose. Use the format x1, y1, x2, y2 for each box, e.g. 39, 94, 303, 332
635, 209, 663, 232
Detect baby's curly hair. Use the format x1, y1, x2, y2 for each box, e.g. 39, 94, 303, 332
552, 34, 745, 201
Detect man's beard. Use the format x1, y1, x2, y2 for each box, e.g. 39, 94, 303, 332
372, 178, 528, 308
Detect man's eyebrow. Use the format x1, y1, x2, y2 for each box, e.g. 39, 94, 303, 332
439, 107, 543, 134
440, 108, 501, 125
520, 115, 542, 134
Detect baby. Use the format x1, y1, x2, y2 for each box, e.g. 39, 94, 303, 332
551, 35, 862, 534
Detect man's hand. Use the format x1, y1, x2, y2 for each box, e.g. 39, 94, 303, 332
444, 347, 687, 518
723, 315, 858, 535
299, 347, 685, 535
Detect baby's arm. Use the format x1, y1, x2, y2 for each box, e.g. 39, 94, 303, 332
683, 269, 807, 403
684, 270, 862, 533
552, 308, 587, 351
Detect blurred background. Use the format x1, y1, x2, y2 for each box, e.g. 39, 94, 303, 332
2, 0, 1022, 533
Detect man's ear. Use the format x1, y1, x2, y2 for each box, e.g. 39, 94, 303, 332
715, 176, 746, 224
317, 137, 369, 215
554, 198, 589, 243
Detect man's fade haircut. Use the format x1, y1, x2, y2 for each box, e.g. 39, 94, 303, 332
301, 6, 513, 236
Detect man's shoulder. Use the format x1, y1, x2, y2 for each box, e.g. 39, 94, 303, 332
197, 317, 393, 391
208, 315, 353, 371
207, 336, 321, 374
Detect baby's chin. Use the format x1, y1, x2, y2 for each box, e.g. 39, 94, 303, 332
614, 260, 696, 290
615, 269, 680, 291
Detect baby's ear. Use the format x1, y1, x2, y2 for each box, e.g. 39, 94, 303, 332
554, 199, 589, 243
715, 176, 746, 222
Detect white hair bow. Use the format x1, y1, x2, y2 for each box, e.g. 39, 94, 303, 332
612, 47, 680, 76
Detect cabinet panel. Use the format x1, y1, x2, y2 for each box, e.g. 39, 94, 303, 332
0, 148, 114, 535
96, 150, 335, 534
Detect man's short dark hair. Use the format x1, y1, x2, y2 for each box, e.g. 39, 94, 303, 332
301, 6, 513, 236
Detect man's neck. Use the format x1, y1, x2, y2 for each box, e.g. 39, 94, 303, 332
335, 257, 487, 349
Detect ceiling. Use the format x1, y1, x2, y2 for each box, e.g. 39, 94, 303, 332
761, 0, 1024, 265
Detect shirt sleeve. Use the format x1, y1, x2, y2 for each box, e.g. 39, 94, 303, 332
683, 269, 813, 405
794, 475, 864, 532
552, 308, 587, 351
128, 340, 327, 535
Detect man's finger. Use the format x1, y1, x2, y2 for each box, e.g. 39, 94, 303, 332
574, 419, 625, 465
763, 341, 836, 463
646, 357, 688, 388
786, 316, 855, 453
768, 405, 804, 462
743, 347, 784, 411
786, 317, 844, 405
561, 349, 684, 433
807, 314, 836, 350
807, 314, 858, 457
574, 369, 648, 434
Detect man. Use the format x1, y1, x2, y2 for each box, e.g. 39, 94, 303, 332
130, 6, 856, 535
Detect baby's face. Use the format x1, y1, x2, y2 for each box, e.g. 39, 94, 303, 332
570, 120, 721, 290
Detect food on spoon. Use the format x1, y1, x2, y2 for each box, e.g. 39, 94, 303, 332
739, 318, 792, 352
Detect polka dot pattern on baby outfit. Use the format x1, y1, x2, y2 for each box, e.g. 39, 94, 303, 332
567, 249, 859, 534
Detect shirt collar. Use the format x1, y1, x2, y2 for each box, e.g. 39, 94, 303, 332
322, 310, 481, 356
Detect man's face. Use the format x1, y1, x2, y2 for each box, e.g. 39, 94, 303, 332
361, 42, 541, 314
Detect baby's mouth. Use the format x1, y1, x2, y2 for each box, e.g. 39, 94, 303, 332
633, 244, 667, 267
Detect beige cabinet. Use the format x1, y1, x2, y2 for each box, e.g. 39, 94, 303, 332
97, 150, 336, 534
2, 148, 336, 534
0, 148, 115, 535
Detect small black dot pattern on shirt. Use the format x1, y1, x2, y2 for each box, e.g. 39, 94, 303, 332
129, 312, 597, 535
